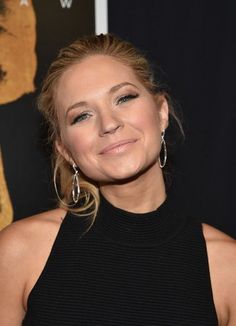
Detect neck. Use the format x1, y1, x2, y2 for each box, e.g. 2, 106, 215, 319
99, 164, 166, 213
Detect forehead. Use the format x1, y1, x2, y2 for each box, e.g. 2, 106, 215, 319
59, 55, 138, 87
55, 55, 142, 105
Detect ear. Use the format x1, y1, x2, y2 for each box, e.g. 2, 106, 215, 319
55, 139, 73, 165
157, 95, 169, 131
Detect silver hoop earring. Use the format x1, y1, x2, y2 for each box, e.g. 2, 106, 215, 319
159, 130, 167, 168
53, 164, 74, 208
72, 163, 80, 204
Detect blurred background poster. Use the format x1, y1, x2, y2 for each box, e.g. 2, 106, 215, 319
0, 0, 95, 228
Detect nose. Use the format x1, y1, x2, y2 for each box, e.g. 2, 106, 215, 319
99, 111, 123, 136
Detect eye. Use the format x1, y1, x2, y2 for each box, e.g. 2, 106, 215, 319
71, 112, 92, 125
116, 93, 139, 105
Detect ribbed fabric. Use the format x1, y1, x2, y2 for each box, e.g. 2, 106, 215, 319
23, 193, 218, 325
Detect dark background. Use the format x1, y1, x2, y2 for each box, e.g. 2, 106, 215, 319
0, 0, 235, 238
109, 0, 236, 237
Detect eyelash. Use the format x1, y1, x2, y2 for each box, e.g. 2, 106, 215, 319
116, 93, 139, 105
70, 93, 139, 125
71, 112, 92, 125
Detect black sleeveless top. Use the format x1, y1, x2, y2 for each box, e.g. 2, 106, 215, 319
23, 194, 218, 325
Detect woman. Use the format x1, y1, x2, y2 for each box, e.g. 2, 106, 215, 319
0, 33, 235, 325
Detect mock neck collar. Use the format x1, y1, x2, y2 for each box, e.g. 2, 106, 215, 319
94, 190, 187, 248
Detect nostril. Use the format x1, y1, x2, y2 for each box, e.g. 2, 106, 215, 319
103, 124, 121, 135
100, 116, 124, 136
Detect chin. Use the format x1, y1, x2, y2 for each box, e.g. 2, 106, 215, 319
102, 162, 150, 184
84, 157, 158, 184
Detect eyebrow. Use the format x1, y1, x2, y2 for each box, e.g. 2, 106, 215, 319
65, 82, 138, 116
109, 81, 138, 94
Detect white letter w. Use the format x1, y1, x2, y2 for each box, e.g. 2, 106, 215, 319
60, 0, 73, 8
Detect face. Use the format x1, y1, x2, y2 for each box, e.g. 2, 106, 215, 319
56, 55, 168, 184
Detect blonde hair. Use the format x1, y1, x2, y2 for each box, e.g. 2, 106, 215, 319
38, 33, 183, 222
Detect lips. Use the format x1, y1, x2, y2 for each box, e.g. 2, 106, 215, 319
100, 139, 137, 154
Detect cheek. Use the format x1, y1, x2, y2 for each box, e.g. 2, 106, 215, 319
132, 105, 161, 138
69, 136, 90, 158
135, 108, 162, 159
63, 130, 93, 161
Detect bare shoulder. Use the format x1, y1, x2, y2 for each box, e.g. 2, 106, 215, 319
203, 223, 235, 242
0, 208, 67, 324
202, 224, 236, 326
0, 208, 66, 256
0, 207, 67, 283
202, 223, 236, 275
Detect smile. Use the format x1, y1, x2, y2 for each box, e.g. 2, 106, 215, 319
100, 139, 137, 155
